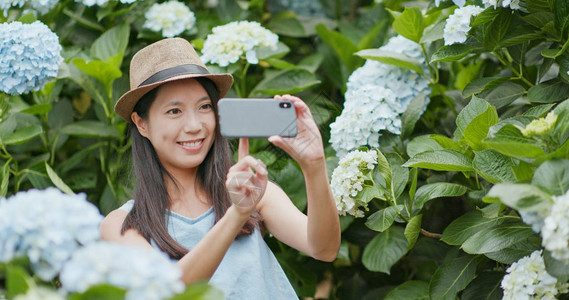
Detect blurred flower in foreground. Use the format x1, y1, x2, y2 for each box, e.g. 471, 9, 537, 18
330, 35, 430, 157
201, 20, 279, 67
0, 188, 102, 280
143, 0, 195, 38
443, 5, 484, 45
501, 250, 569, 299
60, 241, 185, 300
13, 287, 65, 300
541, 189, 569, 264
521, 111, 557, 138
0, 21, 62, 95
483, 0, 521, 10
331, 149, 378, 218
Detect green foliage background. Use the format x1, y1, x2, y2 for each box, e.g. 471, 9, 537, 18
1, 0, 569, 299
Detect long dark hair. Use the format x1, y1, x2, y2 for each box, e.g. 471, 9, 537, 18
121, 77, 259, 259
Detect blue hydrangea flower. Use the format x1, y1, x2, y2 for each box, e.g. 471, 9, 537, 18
0, 188, 103, 281
143, 0, 196, 38
0, 21, 62, 95
0, 0, 59, 16
75, 0, 136, 6
60, 241, 185, 300
329, 35, 431, 157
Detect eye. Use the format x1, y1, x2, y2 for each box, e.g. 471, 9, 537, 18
166, 108, 181, 115
200, 103, 213, 111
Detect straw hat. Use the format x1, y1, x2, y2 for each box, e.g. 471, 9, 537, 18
114, 38, 233, 121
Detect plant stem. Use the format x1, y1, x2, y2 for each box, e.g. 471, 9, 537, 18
492, 51, 533, 87
420, 228, 442, 239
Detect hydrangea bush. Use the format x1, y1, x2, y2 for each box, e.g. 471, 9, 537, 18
0, 0, 58, 15
143, 0, 195, 38
60, 241, 185, 300
0, 188, 102, 280
0, 21, 62, 95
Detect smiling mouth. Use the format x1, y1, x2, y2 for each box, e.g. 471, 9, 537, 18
178, 139, 204, 148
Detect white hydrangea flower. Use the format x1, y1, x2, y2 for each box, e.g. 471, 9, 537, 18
201, 21, 279, 67
434, 0, 465, 7
0, 188, 102, 281
0, 21, 62, 95
483, 0, 520, 10
443, 5, 484, 45
0, 0, 58, 15
520, 210, 549, 233
60, 241, 185, 300
331, 149, 378, 218
541, 190, 569, 264
329, 35, 430, 157
13, 287, 65, 300
501, 250, 569, 299
143, 0, 195, 38
75, 0, 135, 6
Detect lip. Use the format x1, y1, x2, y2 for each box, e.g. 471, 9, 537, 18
177, 139, 204, 151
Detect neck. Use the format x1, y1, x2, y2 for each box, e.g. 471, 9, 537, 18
164, 167, 207, 207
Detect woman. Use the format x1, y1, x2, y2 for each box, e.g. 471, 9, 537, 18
100, 38, 340, 299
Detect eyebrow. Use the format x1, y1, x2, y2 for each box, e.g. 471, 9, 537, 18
163, 96, 210, 108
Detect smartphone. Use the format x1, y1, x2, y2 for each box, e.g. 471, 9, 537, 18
217, 98, 297, 138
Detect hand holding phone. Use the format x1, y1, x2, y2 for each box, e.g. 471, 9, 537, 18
217, 98, 297, 138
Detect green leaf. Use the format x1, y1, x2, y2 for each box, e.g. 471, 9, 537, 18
20, 104, 52, 115
315, 24, 362, 70
0, 160, 9, 197
256, 42, 290, 60
365, 205, 404, 232
462, 219, 536, 254
522, 104, 556, 118
552, 99, 569, 144
376, 149, 392, 191
61, 121, 120, 139
362, 226, 409, 274
407, 135, 444, 157
431, 44, 481, 62
484, 82, 526, 109
357, 185, 384, 203
484, 236, 541, 264
483, 8, 512, 50
455, 97, 499, 150
441, 211, 515, 245
384, 281, 429, 300
461, 271, 504, 300
403, 149, 474, 172
499, 26, 544, 48
69, 284, 127, 300
429, 134, 462, 152
484, 183, 553, 211
472, 7, 500, 27
4, 125, 43, 145
473, 150, 516, 184
169, 282, 224, 300
6, 265, 31, 299
420, 18, 445, 44
527, 79, 569, 104
45, 163, 74, 195
267, 13, 307, 37
462, 77, 509, 98
72, 57, 122, 93
544, 250, 569, 282
414, 182, 468, 210
263, 58, 298, 70
401, 93, 428, 140
386, 153, 409, 201
532, 159, 569, 195
271, 160, 307, 210
358, 19, 388, 49
429, 255, 477, 300
553, 0, 569, 35
91, 22, 130, 63
392, 7, 424, 43
251, 68, 320, 96
355, 49, 425, 75
18, 12, 36, 24
404, 214, 422, 250
483, 124, 547, 158
521, 12, 555, 29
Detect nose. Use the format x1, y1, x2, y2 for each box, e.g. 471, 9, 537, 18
183, 113, 202, 133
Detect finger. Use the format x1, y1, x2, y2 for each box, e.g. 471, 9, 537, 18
278, 95, 311, 117
268, 135, 292, 157
238, 138, 249, 161
229, 156, 267, 174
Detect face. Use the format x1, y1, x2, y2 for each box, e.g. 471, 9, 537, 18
132, 78, 216, 174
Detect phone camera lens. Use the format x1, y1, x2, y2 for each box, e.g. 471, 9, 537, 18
279, 102, 291, 108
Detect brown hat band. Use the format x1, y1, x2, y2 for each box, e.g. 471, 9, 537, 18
138, 64, 210, 87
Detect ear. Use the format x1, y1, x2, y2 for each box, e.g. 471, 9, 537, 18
131, 112, 149, 138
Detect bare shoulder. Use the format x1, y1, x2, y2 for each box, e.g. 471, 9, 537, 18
100, 209, 153, 250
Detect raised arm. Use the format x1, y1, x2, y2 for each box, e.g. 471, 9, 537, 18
258, 95, 341, 261
100, 139, 268, 284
